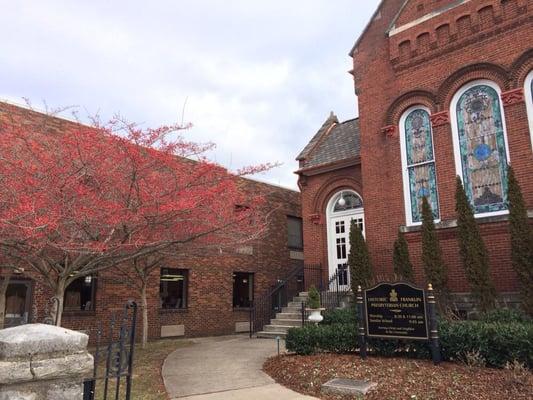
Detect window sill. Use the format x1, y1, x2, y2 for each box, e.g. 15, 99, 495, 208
400, 210, 533, 233
233, 307, 253, 312
63, 310, 96, 317
159, 308, 188, 314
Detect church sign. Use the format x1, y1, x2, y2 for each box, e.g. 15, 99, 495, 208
363, 282, 428, 340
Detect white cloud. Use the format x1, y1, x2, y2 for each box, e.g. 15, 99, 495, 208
0, 0, 379, 189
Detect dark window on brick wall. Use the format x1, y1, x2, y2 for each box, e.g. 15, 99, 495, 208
233, 272, 254, 308
64, 275, 97, 312
160, 268, 188, 309
287, 216, 303, 250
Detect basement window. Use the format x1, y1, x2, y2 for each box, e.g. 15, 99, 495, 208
233, 272, 254, 308
64, 275, 97, 312
160, 268, 188, 309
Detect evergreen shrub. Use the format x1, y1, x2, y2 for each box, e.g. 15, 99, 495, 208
393, 230, 414, 282
420, 197, 449, 305
348, 221, 373, 289
286, 319, 533, 368
478, 308, 531, 324
507, 166, 533, 316
455, 177, 496, 311
322, 308, 357, 325
307, 286, 320, 309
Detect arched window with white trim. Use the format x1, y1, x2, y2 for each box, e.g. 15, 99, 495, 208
525, 70, 533, 151
399, 106, 440, 225
326, 191, 364, 289
450, 80, 510, 216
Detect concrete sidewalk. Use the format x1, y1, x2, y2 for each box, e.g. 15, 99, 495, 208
162, 335, 317, 400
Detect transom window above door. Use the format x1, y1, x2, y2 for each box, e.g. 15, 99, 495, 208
333, 192, 363, 213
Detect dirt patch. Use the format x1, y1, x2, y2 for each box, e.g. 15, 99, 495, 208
92, 338, 193, 400
263, 353, 533, 400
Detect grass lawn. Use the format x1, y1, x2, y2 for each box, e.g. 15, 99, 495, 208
264, 353, 533, 400
91, 338, 193, 400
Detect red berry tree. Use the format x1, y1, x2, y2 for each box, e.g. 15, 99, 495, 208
0, 105, 271, 329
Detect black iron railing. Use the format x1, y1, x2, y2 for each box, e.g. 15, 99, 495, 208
250, 264, 321, 336
301, 268, 352, 323
83, 301, 137, 400
250, 264, 354, 335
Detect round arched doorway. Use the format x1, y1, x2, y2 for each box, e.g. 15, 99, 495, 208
325, 190, 365, 290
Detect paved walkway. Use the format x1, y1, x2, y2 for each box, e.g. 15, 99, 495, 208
162, 335, 317, 400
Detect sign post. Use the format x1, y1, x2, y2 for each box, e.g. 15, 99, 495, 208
426, 284, 441, 365
359, 281, 441, 365
356, 286, 367, 359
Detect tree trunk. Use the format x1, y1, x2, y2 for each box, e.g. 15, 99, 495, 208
141, 281, 149, 348
0, 275, 11, 329
51, 282, 65, 327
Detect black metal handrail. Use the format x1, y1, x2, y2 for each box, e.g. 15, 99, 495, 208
301, 268, 352, 325
249, 264, 355, 336
250, 264, 321, 336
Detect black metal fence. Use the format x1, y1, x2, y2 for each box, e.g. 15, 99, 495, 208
250, 264, 353, 335
249, 264, 307, 336
83, 301, 137, 400
301, 267, 352, 324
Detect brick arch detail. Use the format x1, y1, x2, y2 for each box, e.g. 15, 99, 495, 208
311, 175, 363, 215
509, 48, 533, 87
437, 62, 510, 106
385, 90, 438, 126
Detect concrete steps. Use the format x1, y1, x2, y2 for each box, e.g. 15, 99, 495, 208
256, 292, 308, 339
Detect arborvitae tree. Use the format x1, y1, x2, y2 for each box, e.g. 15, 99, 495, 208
393, 230, 414, 282
421, 196, 449, 307
507, 166, 533, 316
348, 221, 372, 289
307, 286, 321, 309
455, 177, 496, 312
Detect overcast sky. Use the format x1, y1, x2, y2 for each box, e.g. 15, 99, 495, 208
0, 1, 379, 190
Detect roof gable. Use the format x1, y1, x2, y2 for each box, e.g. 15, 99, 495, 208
297, 116, 360, 170
296, 112, 338, 161
349, 0, 407, 56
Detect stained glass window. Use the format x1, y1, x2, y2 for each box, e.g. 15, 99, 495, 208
525, 71, 533, 151
404, 109, 439, 223
455, 84, 508, 214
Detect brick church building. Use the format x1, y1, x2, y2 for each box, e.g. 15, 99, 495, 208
298, 0, 532, 308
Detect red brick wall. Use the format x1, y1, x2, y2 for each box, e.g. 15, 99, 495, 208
0, 101, 303, 340
298, 164, 363, 277
351, 0, 532, 292
31, 180, 302, 341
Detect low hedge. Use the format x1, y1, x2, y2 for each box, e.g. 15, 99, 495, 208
478, 308, 531, 324
286, 319, 533, 368
438, 319, 532, 368
286, 324, 357, 355
322, 308, 357, 325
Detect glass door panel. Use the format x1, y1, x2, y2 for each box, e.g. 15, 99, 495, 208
4, 281, 31, 328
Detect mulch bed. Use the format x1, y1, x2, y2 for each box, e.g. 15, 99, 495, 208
263, 354, 533, 400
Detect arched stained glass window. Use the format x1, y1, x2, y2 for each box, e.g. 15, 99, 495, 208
525, 70, 533, 151
400, 107, 439, 224
453, 82, 509, 214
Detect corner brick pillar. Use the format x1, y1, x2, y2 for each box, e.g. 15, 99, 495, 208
0, 323, 93, 400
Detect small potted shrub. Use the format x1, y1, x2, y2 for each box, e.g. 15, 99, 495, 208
306, 286, 325, 324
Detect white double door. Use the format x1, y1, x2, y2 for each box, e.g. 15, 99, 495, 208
328, 212, 365, 290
